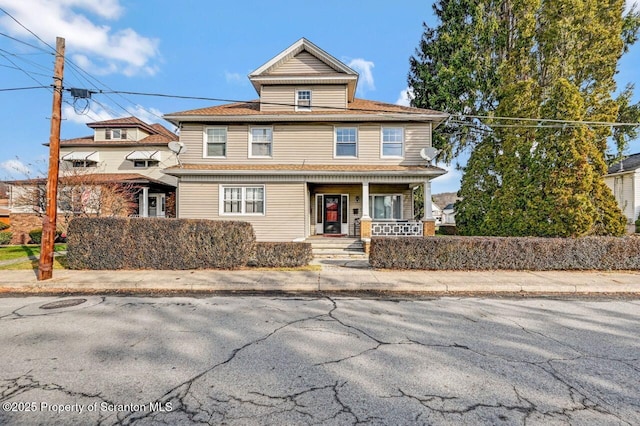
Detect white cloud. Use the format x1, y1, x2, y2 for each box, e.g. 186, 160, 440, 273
0, 0, 159, 76
0, 158, 32, 177
225, 71, 245, 84
396, 88, 415, 106
347, 58, 375, 95
63, 101, 164, 126
430, 162, 463, 193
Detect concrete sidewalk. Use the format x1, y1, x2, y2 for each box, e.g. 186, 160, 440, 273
1, 258, 639, 294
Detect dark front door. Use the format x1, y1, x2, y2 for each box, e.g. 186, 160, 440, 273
324, 195, 341, 234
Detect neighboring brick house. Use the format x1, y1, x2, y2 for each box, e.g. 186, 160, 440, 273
163, 38, 448, 242
6, 117, 179, 244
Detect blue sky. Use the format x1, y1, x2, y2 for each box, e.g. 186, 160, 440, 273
0, 0, 638, 195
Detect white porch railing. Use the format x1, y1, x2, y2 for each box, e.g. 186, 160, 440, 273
371, 221, 423, 237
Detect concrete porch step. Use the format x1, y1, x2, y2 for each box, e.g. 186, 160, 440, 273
311, 249, 368, 259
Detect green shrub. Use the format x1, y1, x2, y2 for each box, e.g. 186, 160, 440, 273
369, 236, 640, 270
436, 225, 457, 235
66, 218, 255, 270
0, 222, 8, 231
28, 228, 64, 244
636, 217, 640, 233
0, 231, 12, 245
251, 242, 313, 267
28, 228, 42, 244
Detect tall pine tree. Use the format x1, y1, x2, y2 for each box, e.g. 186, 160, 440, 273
410, 0, 639, 236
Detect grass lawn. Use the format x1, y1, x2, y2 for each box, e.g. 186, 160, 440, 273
0, 255, 67, 270
0, 244, 67, 262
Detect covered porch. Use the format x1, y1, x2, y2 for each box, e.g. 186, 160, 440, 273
306, 177, 439, 240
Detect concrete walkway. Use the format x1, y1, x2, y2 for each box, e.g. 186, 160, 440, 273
1, 257, 639, 294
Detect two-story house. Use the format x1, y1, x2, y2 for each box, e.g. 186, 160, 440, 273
6, 117, 178, 243
163, 38, 448, 242
605, 153, 640, 233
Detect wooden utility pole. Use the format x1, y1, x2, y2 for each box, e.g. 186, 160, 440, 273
38, 37, 65, 281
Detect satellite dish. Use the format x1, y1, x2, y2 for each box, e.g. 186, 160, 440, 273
168, 141, 187, 155
420, 147, 440, 161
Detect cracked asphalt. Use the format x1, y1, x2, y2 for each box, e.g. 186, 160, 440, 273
0, 295, 638, 425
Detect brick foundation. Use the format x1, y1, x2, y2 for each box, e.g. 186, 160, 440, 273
422, 219, 436, 236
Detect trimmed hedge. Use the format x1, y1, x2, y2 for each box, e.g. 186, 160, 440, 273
251, 242, 313, 267
67, 218, 255, 270
370, 236, 640, 270
29, 228, 42, 244
0, 231, 12, 245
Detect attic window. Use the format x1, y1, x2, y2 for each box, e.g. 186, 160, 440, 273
105, 129, 127, 140
296, 90, 311, 111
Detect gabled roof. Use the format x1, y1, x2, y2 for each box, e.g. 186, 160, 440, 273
164, 98, 449, 126
607, 153, 640, 174
248, 38, 359, 101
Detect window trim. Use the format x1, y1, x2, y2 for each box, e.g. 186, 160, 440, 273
369, 193, 403, 220
295, 89, 312, 111
248, 126, 273, 158
219, 185, 266, 216
203, 126, 228, 159
334, 126, 358, 158
133, 160, 158, 168
105, 129, 127, 140
380, 126, 405, 159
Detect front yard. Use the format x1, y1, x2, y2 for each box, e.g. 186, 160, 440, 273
0, 244, 67, 270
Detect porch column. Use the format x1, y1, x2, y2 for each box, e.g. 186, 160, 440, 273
141, 187, 149, 218
360, 181, 372, 247
422, 179, 435, 236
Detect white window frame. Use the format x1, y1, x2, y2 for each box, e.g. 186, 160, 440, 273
334, 127, 358, 158
219, 185, 266, 216
105, 129, 127, 140
296, 89, 312, 111
71, 160, 97, 168
249, 126, 273, 158
381, 127, 405, 158
133, 160, 158, 168
369, 194, 403, 220
203, 126, 228, 158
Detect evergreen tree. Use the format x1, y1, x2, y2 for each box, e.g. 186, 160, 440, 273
411, 0, 639, 236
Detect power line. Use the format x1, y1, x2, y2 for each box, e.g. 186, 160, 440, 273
0, 85, 48, 92
0, 30, 51, 53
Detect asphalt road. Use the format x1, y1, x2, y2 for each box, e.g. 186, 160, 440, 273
0, 295, 638, 425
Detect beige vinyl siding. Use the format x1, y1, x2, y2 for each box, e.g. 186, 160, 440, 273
59, 147, 178, 185
178, 181, 306, 241
93, 128, 150, 142
268, 51, 336, 75
178, 122, 433, 166
260, 85, 347, 112
404, 122, 432, 165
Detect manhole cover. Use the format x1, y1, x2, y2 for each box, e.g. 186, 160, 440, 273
39, 298, 88, 310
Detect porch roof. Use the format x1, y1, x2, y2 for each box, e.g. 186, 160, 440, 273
164, 163, 446, 177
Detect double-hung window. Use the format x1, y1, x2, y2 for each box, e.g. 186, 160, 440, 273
296, 90, 311, 111
369, 195, 402, 220
204, 127, 227, 157
221, 186, 265, 215
335, 127, 357, 157
250, 127, 272, 157
381, 127, 404, 157
105, 129, 127, 140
